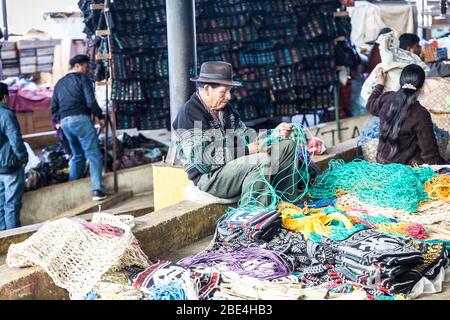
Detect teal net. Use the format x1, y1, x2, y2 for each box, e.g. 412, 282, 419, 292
309, 160, 436, 212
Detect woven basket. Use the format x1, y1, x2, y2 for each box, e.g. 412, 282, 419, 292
429, 111, 450, 132
430, 111, 450, 160
361, 138, 379, 163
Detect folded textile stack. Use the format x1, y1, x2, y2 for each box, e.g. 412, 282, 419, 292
1, 41, 20, 77
333, 229, 424, 294
127, 262, 223, 300
195, 0, 345, 120
16, 39, 59, 74
79, 0, 359, 127
333, 229, 449, 296
213, 209, 282, 247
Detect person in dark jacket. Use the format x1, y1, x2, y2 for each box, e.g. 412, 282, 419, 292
173, 61, 300, 206
366, 64, 447, 165
0, 83, 28, 230
399, 33, 450, 78
51, 54, 107, 201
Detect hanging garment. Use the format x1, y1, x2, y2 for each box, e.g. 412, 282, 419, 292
350, 2, 414, 48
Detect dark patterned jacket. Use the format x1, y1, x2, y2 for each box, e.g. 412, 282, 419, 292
172, 93, 257, 185
366, 84, 447, 165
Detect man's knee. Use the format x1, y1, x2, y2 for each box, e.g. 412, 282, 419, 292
277, 139, 297, 152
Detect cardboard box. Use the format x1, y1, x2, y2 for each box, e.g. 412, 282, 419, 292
36, 47, 55, 56
20, 56, 37, 65
1, 41, 17, 51
37, 55, 53, 65
0, 50, 18, 59
20, 64, 37, 74
37, 64, 53, 72
2, 68, 20, 76
1, 59, 20, 68
19, 48, 37, 58
17, 39, 60, 50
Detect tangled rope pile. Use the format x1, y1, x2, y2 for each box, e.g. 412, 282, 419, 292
279, 202, 354, 240
424, 174, 450, 202
178, 247, 294, 281
147, 280, 189, 300
346, 214, 426, 239
227, 123, 312, 215
309, 160, 436, 212
338, 194, 450, 231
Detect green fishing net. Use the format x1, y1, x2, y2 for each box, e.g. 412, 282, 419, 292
309, 160, 436, 212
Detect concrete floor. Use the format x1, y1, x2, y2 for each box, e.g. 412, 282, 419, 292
105, 192, 154, 217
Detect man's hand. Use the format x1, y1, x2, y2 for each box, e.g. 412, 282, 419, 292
98, 119, 106, 127
55, 123, 61, 130
274, 122, 293, 139
376, 67, 386, 86
248, 140, 270, 154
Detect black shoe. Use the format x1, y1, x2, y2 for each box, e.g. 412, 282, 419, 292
92, 190, 107, 201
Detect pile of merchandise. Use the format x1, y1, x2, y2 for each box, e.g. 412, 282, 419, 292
24, 133, 168, 192
3, 77, 54, 112
25, 142, 70, 191
422, 38, 450, 63
9, 124, 450, 300
79, 0, 359, 129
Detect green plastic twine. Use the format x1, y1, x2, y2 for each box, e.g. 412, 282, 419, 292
309, 159, 436, 212
224, 123, 312, 217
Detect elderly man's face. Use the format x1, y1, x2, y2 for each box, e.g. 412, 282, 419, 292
205, 85, 232, 111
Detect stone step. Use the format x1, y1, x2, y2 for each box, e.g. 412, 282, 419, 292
0, 192, 154, 257
51, 190, 134, 220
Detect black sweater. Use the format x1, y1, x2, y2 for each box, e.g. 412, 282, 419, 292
51, 72, 104, 122
172, 93, 255, 184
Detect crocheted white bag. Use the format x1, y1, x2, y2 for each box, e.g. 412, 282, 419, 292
6, 213, 150, 299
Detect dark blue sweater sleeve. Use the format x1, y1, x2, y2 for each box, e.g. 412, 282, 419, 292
5, 112, 28, 164
81, 76, 104, 119
50, 90, 60, 121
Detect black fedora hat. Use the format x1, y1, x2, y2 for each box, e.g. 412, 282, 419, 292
190, 61, 242, 87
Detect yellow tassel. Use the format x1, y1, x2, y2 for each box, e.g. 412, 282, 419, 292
280, 203, 354, 239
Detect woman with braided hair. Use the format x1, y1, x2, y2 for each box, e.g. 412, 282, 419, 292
366, 64, 447, 165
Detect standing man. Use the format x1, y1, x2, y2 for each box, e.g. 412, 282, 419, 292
0, 83, 28, 230
51, 54, 107, 201
173, 61, 299, 206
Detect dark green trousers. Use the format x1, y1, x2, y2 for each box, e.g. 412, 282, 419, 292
197, 139, 299, 206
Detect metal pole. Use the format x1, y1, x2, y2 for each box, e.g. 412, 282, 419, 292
334, 84, 342, 143
166, 0, 197, 164
104, 57, 109, 173
2, 0, 8, 40
104, 0, 118, 193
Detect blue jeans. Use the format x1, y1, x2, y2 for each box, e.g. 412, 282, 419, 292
61, 115, 104, 192
0, 168, 25, 230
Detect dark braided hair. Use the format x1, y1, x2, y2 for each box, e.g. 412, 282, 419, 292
379, 64, 425, 159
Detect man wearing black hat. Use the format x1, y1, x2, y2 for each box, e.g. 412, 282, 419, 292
172, 61, 299, 206
51, 54, 106, 201
0, 82, 28, 230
